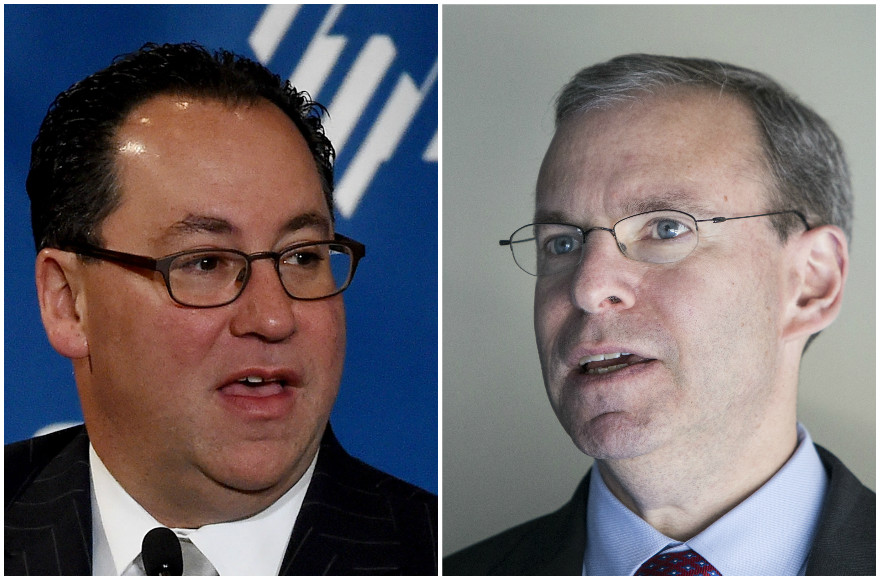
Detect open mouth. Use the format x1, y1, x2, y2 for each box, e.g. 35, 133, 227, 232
221, 375, 287, 397
578, 353, 653, 375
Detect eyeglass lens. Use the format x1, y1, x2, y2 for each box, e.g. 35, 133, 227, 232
167, 243, 355, 306
508, 210, 700, 276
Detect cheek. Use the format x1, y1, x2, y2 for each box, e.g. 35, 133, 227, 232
293, 302, 345, 421
534, 279, 567, 346
298, 299, 347, 373
82, 266, 213, 350
660, 257, 780, 376
156, 310, 230, 365
322, 311, 347, 374
648, 264, 723, 340
80, 268, 227, 375
88, 302, 228, 401
533, 280, 578, 401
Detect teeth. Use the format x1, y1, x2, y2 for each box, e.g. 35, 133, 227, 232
586, 363, 629, 375
578, 352, 631, 367
239, 376, 265, 384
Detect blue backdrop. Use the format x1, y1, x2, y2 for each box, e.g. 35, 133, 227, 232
4, 5, 438, 493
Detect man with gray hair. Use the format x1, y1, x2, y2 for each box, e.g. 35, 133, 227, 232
444, 54, 873, 575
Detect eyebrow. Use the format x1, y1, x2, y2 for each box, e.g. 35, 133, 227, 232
534, 190, 716, 224
158, 211, 332, 244
283, 212, 332, 236
167, 215, 236, 237
619, 192, 714, 216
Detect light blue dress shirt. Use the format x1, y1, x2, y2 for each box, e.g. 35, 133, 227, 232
583, 423, 829, 576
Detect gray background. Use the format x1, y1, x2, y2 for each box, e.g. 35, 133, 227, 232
442, 5, 875, 556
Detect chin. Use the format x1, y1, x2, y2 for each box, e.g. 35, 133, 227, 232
566, 411, 660, 461
217, 462, 299, 495
212, 441, 315, 494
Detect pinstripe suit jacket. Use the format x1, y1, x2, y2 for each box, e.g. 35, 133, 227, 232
444, 445, 874, 576
5, 424, 437, 575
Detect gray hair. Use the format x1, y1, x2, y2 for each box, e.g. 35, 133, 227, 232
555, 54, 852, 242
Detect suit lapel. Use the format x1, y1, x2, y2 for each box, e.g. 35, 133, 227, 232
546, 451, 876, 576
805, 444, 875, 575
6, 424, 439, 576
513, 470, 590, 575
279, 425, 423, 575
5, 426, 93, 575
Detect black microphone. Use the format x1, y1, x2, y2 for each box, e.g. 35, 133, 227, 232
142, 527, 183, 576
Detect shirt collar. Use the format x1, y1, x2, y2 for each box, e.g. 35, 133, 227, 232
90, 444, 316, 575
583, 423, 829, 576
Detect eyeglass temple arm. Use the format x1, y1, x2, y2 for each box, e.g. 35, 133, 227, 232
65, 244, 160, 270
500, 237, 537, 246
333, 233, 366, 259
699, 210, 811, 230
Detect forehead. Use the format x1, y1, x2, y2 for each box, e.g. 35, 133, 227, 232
535, 88, 770, 221
105, 94, 329, 246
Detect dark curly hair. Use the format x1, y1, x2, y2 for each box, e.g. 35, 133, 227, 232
27, 42, 336, 251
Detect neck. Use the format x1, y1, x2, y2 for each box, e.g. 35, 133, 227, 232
97, 443, 314, 529
596, 414, 798, 541
86, 421, 318, 528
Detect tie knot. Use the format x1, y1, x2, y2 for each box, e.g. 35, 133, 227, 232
634, 548, 721, 576
178, 537, 218, 576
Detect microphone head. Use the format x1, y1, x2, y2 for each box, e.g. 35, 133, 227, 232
142, 527, 183, 576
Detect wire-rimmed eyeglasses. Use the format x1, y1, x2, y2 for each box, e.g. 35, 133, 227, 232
499, 209, 809, 276
64, 233, 366, 307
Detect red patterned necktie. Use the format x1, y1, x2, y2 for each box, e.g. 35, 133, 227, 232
634, 549, 721, 576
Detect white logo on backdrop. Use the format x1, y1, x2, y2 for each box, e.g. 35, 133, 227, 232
249, 5, 438, 219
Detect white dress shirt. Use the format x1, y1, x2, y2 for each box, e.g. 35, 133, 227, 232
90, 445, 316, 575
583, 423, 829, 576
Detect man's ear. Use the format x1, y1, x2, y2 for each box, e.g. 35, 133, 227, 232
782, 225, 848, 342
35, 248, 90, 359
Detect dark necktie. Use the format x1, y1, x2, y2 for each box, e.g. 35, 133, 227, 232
634, 549, 721, 576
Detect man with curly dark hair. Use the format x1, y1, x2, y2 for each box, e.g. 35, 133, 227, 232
6, 42, 436, 576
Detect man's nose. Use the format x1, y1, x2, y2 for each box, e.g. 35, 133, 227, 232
229, 260, 298, 342
569, 229, 637, 313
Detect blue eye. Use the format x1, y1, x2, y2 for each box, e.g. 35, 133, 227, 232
547, 235, 578, 255
654, 219, 690, 239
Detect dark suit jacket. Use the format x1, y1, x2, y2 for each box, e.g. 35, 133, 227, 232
6, 424, 437, 575
444, 445, 875, 576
